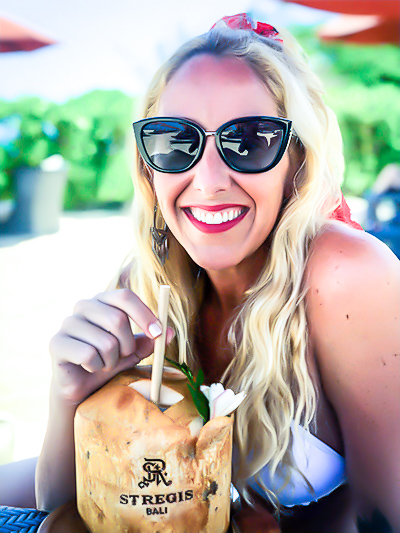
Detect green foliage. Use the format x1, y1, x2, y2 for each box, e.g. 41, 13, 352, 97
55, 91, 136, 208
0, 91, 138, 208
166, 358, 210, 423
0, 98, 59, 198
293, 28, 400, 196
321, 44, 400, 86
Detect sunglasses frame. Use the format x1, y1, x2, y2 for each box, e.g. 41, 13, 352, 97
132, 116, 293, 174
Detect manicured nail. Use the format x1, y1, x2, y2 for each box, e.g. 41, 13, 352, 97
148, 322, 162, 338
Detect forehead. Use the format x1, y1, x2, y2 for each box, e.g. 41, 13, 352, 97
158, 54, 278, 127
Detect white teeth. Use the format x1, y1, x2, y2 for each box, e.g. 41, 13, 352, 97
190, 207, 245, 225
205, 212, 214, 224
214, 212, 223, 224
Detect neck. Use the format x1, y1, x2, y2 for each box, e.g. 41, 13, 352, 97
204, 246, 268, 316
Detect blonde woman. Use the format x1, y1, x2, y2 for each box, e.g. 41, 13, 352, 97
36, 14, 400, 532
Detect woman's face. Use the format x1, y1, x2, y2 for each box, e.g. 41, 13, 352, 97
153, 54, 293, 272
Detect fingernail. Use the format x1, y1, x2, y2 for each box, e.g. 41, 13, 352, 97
148, 322, 162, 338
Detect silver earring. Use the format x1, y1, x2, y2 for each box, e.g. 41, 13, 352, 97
150, 204, 169, 265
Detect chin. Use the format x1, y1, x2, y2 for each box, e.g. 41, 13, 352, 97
190, 251, 245, 272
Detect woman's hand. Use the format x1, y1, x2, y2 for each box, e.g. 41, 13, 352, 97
49, 288, 174, 405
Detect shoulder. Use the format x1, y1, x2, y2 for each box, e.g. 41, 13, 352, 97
306, 222, 399, 293
118, 263, 132, 289
305, 222, 399, 330
304, 221, 400, 424
304, 223, 400, 520
107, 261, 134, 290
305, 222, 399, 377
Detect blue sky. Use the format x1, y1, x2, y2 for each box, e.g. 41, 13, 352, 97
0, 0, 333, 102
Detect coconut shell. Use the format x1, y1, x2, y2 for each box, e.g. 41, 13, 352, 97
75, 366, 233, 533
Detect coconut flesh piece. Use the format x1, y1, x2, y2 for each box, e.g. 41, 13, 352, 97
129, 378, 204, 438
75, 365, 233, 533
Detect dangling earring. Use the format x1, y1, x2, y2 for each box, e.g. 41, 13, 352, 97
196, 266, 204, 283
150, 202, 169, 265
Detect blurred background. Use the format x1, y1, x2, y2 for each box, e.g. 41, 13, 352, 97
0, 0, 399, 465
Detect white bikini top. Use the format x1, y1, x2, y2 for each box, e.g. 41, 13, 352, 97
246, 423, 347, 507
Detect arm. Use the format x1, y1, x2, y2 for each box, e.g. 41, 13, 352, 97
0, 457, 38, 508
306, 226, 400, 530
35, 289, 174, 511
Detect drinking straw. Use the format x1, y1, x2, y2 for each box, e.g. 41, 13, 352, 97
150, 284, 171, 404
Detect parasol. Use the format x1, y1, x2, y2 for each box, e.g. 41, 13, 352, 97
0, 16, 56, 52
282, 0, 400, 44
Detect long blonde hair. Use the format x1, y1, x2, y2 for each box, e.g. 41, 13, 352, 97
125, 24, 344, 506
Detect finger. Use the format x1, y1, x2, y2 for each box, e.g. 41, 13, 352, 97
73, 298, 136, 357
94, 289, 164, 340
83, 350, 154, 392
109, 351, 149, 376
59, 316, 120, 370
127, 333, 154, 361
129, 329, 175, 359
50, 334, 105, 373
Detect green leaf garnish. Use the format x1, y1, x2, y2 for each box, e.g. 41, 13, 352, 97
166, 358, 210, 423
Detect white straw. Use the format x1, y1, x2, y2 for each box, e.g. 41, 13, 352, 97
150, 285, 171, 404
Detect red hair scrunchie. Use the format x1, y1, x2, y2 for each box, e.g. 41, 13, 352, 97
210, 13, 282, 42
330, 193, 364, 230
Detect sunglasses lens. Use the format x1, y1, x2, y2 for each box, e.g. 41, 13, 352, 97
141, 121, 200, 171
220, 119, 285, 171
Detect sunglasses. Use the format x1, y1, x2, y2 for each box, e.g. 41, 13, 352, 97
132, 116, 293, 174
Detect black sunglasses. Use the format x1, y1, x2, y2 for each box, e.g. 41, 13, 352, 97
132, 116, 293, 174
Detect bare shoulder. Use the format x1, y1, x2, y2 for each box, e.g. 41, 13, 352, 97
305, 223, 400, 524
107, 260, 135, 290
306, 223, 399, 333
306, 222, 399, 295
305, 222, 399, 377
118, 263, 133, 289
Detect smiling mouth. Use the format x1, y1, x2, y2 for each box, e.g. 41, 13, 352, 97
185, 207, 247, 225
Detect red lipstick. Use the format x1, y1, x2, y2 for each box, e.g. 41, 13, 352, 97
183, 206, 248, 234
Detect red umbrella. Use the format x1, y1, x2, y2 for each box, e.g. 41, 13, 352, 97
282, 0, 400, 44
0, 16, 56, 52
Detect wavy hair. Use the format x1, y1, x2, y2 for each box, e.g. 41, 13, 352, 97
123, 24, 344, 507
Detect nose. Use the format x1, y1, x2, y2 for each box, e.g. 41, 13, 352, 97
191, 136, 232, 197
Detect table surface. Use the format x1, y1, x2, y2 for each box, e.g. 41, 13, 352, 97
0, 503, 281, 532
0, 505, 237, 533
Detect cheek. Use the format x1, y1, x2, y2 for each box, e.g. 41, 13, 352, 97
153, 174, 169, 208
153, 176, 180, 226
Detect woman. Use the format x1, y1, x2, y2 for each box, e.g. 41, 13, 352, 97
35, 14, 400, 532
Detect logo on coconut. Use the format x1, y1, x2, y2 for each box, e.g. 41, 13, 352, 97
138, 458, 172, 488
120, 458, 194, 514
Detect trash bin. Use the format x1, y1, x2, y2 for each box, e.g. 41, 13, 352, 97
0, 155, 68, 236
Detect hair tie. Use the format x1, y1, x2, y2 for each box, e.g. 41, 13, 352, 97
330, 192, 364, 230
210, 13, 282, 42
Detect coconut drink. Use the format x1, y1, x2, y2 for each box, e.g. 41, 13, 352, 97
74, 286, 245, 533
75, 365, 235, 533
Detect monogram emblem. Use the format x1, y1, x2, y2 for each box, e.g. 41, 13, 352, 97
138, 458, 172, 488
